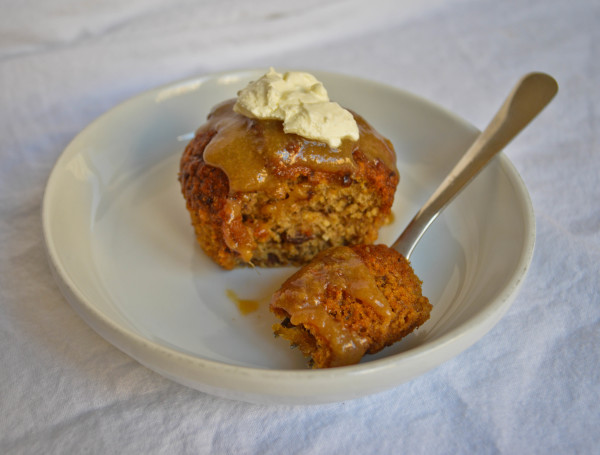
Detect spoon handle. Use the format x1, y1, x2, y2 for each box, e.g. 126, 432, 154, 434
392, 72, 558, 260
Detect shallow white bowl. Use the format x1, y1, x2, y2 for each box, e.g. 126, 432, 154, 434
42, 69, 535, 404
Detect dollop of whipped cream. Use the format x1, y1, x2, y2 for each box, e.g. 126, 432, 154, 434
233, 68, 359, 148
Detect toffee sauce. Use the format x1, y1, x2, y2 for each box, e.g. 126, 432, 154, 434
271, 246, 392, 367
202, 99, 397, 193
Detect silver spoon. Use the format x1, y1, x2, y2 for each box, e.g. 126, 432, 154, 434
392, 72, 558, 260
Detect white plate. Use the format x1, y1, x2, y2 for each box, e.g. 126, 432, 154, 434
42, 69, 535, 404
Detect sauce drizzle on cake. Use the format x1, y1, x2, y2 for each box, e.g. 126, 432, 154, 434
202, 100, 396, 193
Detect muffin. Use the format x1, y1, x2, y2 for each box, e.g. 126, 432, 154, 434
178, 70, 399, 269
270, 244, 432, 368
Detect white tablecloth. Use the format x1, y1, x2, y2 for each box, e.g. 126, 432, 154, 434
1, 0, 598, 453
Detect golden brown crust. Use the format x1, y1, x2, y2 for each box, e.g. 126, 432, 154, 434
179, 127, 252, 269
179, 104, 398, 269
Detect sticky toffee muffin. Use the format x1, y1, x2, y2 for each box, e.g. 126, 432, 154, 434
179, 99, 398, 269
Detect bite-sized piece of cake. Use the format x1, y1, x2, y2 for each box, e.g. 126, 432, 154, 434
179, 99, 398, 269
270, 244, 431, 368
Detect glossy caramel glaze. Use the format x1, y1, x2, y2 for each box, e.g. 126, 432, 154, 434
202, 100, 397, 193
270, 246, 392, 366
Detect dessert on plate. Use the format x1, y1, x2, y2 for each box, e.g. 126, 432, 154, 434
179, 68, 399, 269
